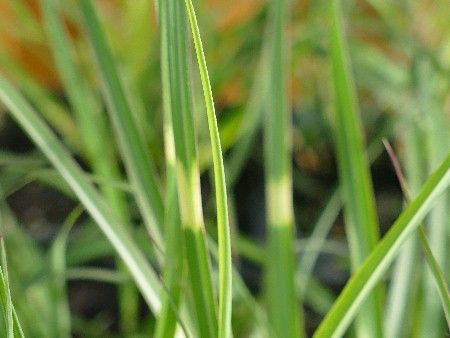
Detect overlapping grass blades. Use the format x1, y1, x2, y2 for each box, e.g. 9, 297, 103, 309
0, 1, 448, 337
385, 119, 423, 337
329, 0, 383, 336
183, 1, 233, 337
313, 152, 450, 337
79, 0, 164, 248
383, 140, 450, 330
263, 0, 302, 337
156, 1, 190, 337
0, 237, 24, 338
0, 77, 162, 312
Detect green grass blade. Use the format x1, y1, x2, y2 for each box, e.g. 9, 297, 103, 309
161, 1, 217, 337
313, 152, 450, 337
154, 173, 183, 338
330, 0, 383, 336
0, 201, 49, 337
155, 2, 184, 336
183, 1, 232, 338
0, 238, 13, 338
416, 228, 450, 328
11, 307, 24, 338
0, 234, 24, 338
297, 189, 341, 293
50, 206, 84, 338
225, 28, 270, 188
78, 0, 164, 246
0, 76, 162, 313
66, 268, 127, 284
188, 21, 232, 338
263, 0, 302, 337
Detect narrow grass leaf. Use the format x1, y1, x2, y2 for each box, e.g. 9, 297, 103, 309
184, 1, 233, 337
0, 238, 13, 338
330, 0, 383, 336
225, 26, 270, 187
155, 2, 185, 336
50, 206, 84, 338
0, 234, 25, 338
263, 0, 302, 337
66, 268, 128, 284
297, 189, 341, 293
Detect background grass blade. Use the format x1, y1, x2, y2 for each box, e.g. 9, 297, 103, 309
183, 1, 232, 337
297, 189, 341, 293
313, 152, 450, 337
49, 206, 84, 338
414, 54, 450, 338
225, 28, 270, 188
155, 1, 184, 336
330, 0, 383, 336
0, 235, 24, 338
0, 76, 162, 313
0, 238, 14, 338
384, 116, 423, 337
79, 0, 164, 248
263, 0, 303, 337
383, 140, 450, 329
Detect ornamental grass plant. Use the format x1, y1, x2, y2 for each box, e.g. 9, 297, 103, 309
0, 0, 449, 337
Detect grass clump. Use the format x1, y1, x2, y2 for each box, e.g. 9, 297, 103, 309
0, 1, 449, 337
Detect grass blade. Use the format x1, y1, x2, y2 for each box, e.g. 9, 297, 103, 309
313, 151, 450, 337
155, 2, 185, 336
0, 238, 13, 338
225, 26, 270, 188
297, 189, 341, 293
0, 235, 25, 338
330, 0, 383, 336
79, 0, 164, 247
50, 206, 84, 338
0, 51, 80, 150
184, 1, 233, 338
263, 0, 302, 337
0, 76, 162, 313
